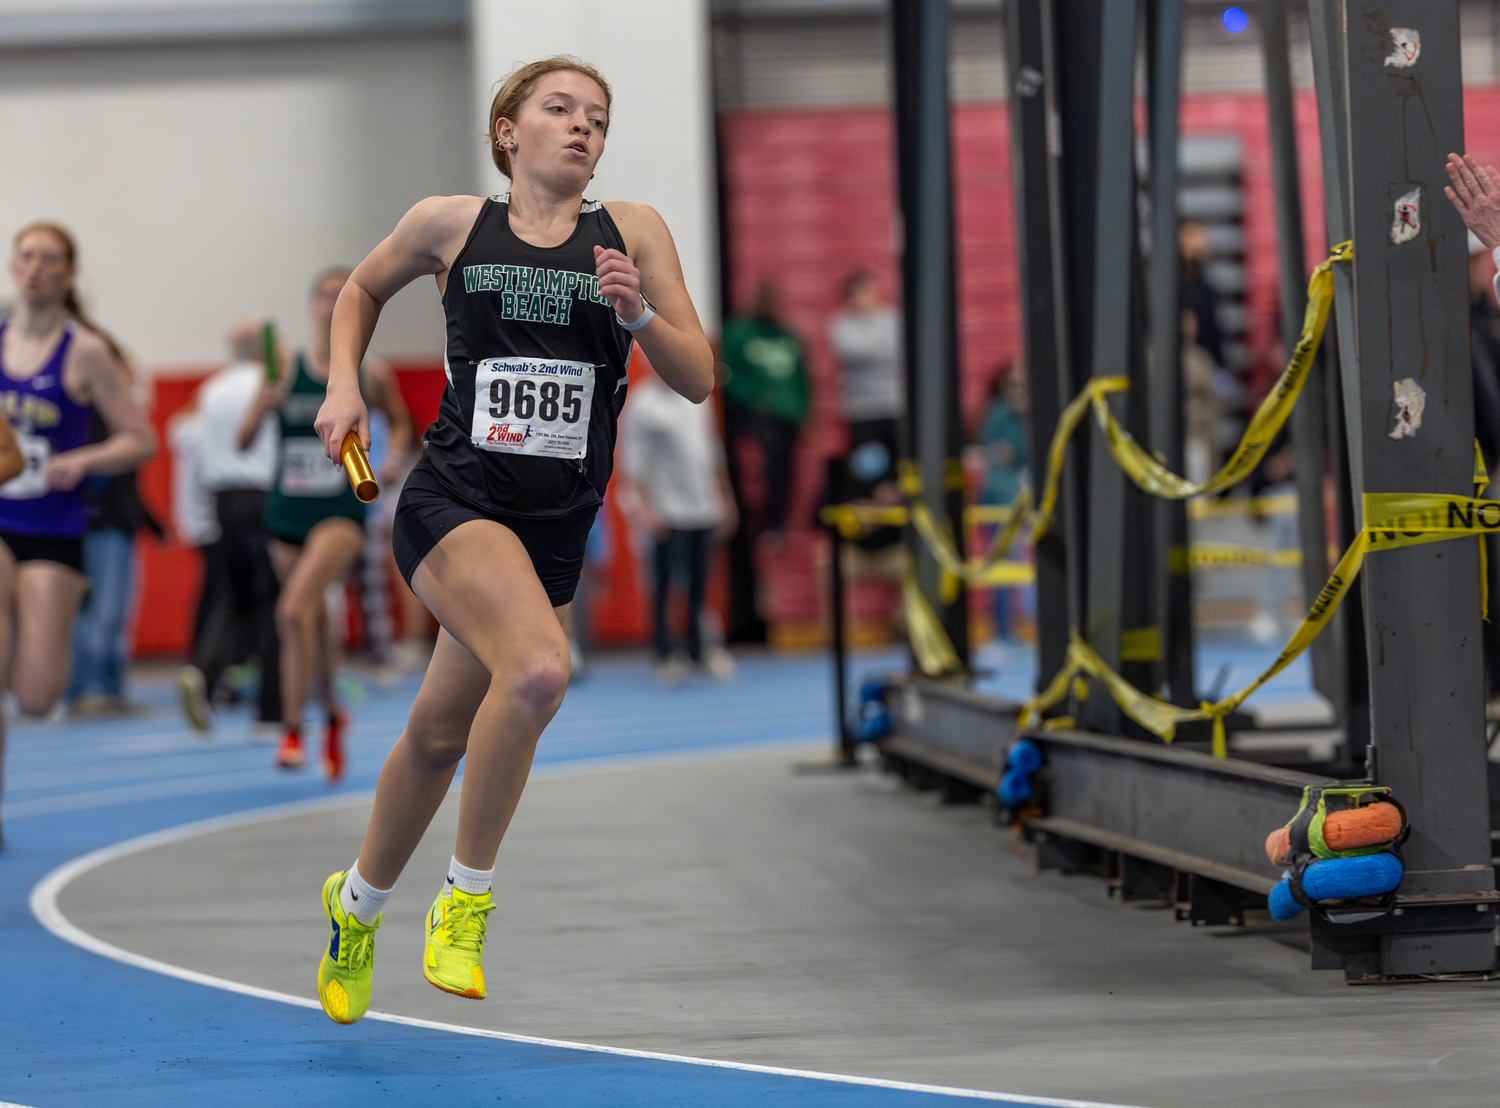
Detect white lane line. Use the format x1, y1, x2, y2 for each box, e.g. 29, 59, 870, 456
27, 743, 1148, 1108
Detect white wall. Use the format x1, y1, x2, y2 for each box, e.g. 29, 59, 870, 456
0, 31, 472, 371
472, 0, 720, 332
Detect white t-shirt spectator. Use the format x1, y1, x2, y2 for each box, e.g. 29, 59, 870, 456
828, 308, 904, 422
623, 378, 726, 531
197, 361, 277, 492
168, 412, 219, 547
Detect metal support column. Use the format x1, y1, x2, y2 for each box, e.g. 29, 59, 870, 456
1005, 0, 1070, 691
1078, 0, 1139, 730
1144, 0, 1194, 707
1307, 0, 1371, 766
1261, 0, 1346, 724
1312, 0, 1495, 976
827, 522, 855, 764
891, 0, 968, 671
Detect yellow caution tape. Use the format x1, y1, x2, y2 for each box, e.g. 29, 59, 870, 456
1188, 543, 1301, 569
1019, 483, 1495, 757
967, 504, 1016, 525
820, 497, 1035, 588
819, 503, 910, 540
1186, 493, 1298, 520
1084, 241, 1349, 502
1120, 626, 1162, 662
903, 571, 964, 677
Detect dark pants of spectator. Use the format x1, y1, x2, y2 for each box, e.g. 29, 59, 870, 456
67, 527, 136, 701
725, 404, 797, 536
191, 488, 282, 722
653, 528, 712, 662
723, 400, 798, 643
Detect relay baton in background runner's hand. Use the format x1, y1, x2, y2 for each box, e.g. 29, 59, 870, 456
340, 431, 379, 503
261, 320, 278, 382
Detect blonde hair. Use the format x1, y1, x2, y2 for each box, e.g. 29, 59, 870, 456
488, 56, 613, 179
12, 221, 128, 365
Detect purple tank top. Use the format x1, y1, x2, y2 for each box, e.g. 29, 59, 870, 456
0, 321, 94, 538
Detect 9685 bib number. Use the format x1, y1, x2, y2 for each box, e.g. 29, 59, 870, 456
471, 357, 595, 460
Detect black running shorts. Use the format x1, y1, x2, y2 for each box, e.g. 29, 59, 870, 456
391, 461, 598, 608
0, 530, 84, 573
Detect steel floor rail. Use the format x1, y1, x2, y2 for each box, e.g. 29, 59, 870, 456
879, 678, 1335, 891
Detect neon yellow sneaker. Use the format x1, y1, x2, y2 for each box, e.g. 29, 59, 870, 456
316, 871, 381, 1024
423, 885, 495, 999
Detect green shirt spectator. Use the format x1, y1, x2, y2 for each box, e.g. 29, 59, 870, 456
721, 315, 809, 425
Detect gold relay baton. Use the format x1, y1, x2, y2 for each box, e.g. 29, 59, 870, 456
340, 431, 379, 503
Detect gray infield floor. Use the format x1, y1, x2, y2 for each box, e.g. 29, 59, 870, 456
60, 743, 1500, 1108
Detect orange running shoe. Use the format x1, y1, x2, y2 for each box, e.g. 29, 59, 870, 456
276, 728, 305, 770
322, 709, 348, 783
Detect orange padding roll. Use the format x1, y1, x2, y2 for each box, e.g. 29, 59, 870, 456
1264, 801, 1405, 866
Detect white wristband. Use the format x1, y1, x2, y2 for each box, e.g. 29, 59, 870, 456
616, 297, 655, 332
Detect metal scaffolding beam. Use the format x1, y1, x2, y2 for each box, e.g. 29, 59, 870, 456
1144, 0, 1194, 708
1005, 0, 1070, 691
891, 0, 968, 668
1261, 0, 1346, 728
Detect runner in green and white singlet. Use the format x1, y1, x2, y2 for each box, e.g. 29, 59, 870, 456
241, 267, 412, 780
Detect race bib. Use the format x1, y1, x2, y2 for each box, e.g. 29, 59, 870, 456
278, 437, 347, 497
471, 357, 595, 460
0, 433, 51, 500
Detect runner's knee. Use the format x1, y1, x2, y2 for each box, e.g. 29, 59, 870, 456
502, 642, 570, 713
275, 593, 315, 637
405, 720, 469, 769
14, 677, 60, 717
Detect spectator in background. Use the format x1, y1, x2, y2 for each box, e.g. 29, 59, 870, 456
720, 279, 808, 641
166, 401, 222, 671
1179, 220, 1225, 370
65, 398, 165, 715
829, 270, 903, 498
624, 360, 737, 685
177, 319, 281, 732
976, 360, 1033, 644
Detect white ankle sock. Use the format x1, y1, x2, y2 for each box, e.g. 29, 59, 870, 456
340, 861, 391, 925
446, 856, 494, 895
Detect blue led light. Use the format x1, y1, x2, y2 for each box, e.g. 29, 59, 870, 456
1222, 6, 1249, 33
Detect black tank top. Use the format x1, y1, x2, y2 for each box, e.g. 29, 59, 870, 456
421, 197, 634, 518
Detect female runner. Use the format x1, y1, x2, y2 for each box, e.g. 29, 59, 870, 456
240, 267, 411, 780
310, 57, 714, 1023
0, 223, 155, 846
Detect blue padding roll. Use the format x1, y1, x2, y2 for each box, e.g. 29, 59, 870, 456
1007, 738, 1043, 774
859, 679, 887, 703
1302, 852, 1404, 901
997, 767, 1033, 808
856, 709, 892, 743
1268, 878, 1304, 920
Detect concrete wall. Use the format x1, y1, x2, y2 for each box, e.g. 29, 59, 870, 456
0, 29, 471, 371
473, 0, 720, 332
